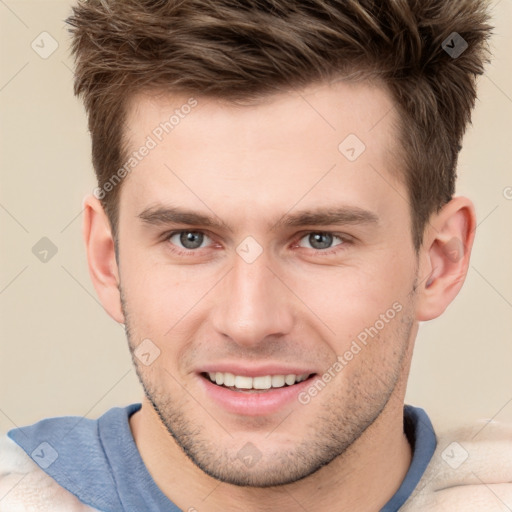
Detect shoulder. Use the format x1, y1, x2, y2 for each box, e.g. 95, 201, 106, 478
0, 434, 99, 512
401, 419, 512, 511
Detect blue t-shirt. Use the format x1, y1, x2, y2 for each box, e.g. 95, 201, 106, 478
7, 403, 436, 512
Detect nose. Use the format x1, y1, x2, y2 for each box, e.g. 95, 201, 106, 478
211, 250, 295, 348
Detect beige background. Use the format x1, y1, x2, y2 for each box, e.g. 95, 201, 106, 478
0, 0, 511, 435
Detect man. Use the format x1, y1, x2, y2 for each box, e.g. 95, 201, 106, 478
1, 0, 511, 510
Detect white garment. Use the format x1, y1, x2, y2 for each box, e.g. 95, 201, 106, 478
0, 434, 98, 511
401, 419, 512, 511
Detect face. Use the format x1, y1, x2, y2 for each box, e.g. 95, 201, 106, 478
116, 81, 420, 486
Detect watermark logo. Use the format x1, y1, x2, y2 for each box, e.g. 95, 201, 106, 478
237, 442, 263, 468
31, 441, 59, 469
338, 133, 366, 162
441, 442, 469, 469
298, 301, 403, 405
442, 237, 464, 263
94, 97, 198, 200
442, 32, 468, 59
236, 236, 264, 264
31, 32, 58, 59
134, 338, 161, 366
32, 237, 58, 263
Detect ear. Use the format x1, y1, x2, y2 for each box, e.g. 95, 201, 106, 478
415, 196, 476, 321
82, 194, 124, 324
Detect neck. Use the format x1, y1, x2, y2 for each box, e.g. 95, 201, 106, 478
130, 393, 412, 511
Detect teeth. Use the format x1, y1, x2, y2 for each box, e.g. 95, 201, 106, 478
285, 374, 296, 386
223, 372, 235, 387
206, 372, 310, 390
253, 376, 272, 389
234, 375, 253, 389
271, 375, 285, 387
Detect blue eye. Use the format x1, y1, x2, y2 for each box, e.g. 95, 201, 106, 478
163, 230, 350, 258
298, 232, 345, 251
168, 231, 212, 250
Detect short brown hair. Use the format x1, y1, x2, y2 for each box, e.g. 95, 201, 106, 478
66, 0, 492, 250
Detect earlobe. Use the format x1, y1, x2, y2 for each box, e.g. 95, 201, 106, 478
82, 195, 125, 324
416, 197, 476, 321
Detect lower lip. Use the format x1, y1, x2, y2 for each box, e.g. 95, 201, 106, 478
198, 374, 316, 416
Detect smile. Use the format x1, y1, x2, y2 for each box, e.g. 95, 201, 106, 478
203, 372, 313, 392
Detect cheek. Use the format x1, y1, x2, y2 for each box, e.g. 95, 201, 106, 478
288, 258, 413, 336
119, 250, 217, 341
328, 301, 413, 394
118, 246, 174, 334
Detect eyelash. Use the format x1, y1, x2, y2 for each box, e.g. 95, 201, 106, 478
162, 230, 353, 257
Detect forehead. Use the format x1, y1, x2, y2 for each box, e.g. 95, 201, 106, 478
119, 81, 404, 227
124, 80, 398, 151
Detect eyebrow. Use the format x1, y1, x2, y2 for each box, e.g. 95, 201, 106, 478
137, 204, 379, 232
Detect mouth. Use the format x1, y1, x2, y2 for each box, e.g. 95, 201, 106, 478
198, 368, 320, 415
200, 371, 317, 393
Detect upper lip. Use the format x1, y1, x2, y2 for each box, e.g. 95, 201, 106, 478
198, 363, 317, 378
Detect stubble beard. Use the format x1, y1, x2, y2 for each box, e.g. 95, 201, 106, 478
120, 285, 415, 488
